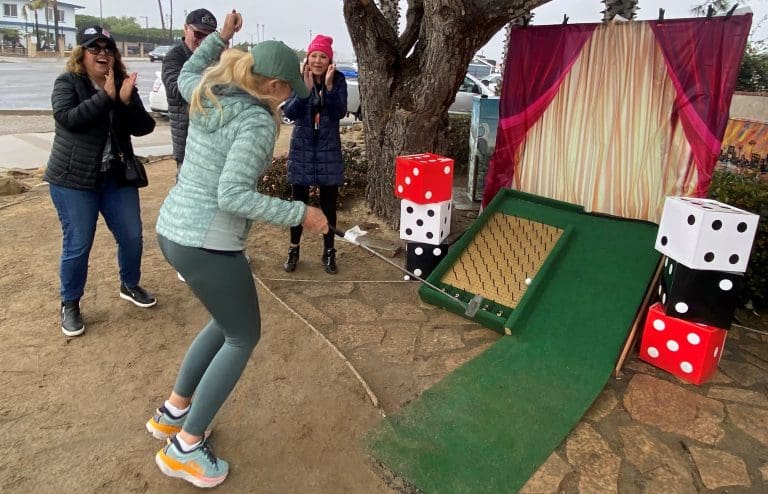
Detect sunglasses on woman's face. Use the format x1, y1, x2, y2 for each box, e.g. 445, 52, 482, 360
86, 45, 114, 56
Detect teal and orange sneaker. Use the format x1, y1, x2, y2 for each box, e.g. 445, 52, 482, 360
145, 405, 211, 440
146, 405, 186, 440
155, 436, 229, 488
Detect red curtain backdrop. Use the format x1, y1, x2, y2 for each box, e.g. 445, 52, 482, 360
482, 24, 597, 207
650, 15, 752, 196
484, 15, 751, 208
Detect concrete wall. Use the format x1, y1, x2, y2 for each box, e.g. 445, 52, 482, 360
730, 93, 768, 124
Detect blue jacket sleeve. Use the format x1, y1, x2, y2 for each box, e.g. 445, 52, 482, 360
282, 93, 310, 121
178, 33, 227, 103
324, 73, 348, 120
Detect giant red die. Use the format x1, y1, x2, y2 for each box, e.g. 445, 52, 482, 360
395, 153, 454, 204
639, 303, 726, 385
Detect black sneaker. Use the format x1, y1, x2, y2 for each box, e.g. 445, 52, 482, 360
61, 300, 85, 337
120, 283, 157, 308
283, 246, 300, 272
321, 248, 338, 275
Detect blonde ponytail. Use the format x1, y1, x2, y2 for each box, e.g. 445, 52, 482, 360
189, 48, 283, 133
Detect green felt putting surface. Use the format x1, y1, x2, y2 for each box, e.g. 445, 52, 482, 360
367, 190, 660, 492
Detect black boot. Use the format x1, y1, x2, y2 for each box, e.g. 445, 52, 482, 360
61, 299, 85, 337
284, 245, 300, 272
322, 247, 338, 275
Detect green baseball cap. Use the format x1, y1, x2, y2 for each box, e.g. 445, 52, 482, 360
250, 40, 309, 98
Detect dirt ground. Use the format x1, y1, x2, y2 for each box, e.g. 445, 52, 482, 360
0, 125, 494, 492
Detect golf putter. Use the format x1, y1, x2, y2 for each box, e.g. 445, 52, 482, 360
330, 225, 482, 317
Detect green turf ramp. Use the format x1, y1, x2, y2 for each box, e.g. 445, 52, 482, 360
368, 190, 660, 492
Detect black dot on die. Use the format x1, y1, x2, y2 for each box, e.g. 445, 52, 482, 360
406, 206, 414, 214
427, 209, 435, 217
426, 232, 434, 239
416, 219, 423, 226
737, 222, 748, 233
729, 254, 739, 264
704, 252, 715, 262
405, 228, 413, 235
711, 220, 722, 231
660, 236, 668, 246
687, 215, 696, 225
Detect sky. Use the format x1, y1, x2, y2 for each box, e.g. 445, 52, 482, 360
73, 0, 768, 62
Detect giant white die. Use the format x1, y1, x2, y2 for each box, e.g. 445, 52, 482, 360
655, 197, 759, 273
400, 198, 452, 245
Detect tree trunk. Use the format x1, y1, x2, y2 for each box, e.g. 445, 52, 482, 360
157, 0, 166, 33
343, 0, 549, 226
52, 0, 60, 52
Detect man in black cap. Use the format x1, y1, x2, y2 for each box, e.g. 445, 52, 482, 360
161, 8, 217, 172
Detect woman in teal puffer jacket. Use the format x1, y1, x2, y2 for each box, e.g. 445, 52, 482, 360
149, 11, 328, 488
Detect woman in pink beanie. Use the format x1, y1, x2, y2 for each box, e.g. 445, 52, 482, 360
282, 34, 348, 274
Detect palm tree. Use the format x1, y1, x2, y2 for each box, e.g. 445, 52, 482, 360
21, 1, 45, 50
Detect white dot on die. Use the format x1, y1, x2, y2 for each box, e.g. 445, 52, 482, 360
675, 302, 689, 313
443, 165, 451, 174
405, 176, 411, 185
647, 347, 660, 358
413, 167, 420, 176
433, 248, 442, 256
525, 277, 532, 285
719, 279, 733, 291
414, 269, 423, 276
403, 275, 410, 281
425, 191, 432, 199
687, 333, 701, 345
662, 293, 667, 304
652, 319, 665, 331
397, 185, 403, 193
680, 361, 694, 374
668, 264, 673, 275
414, 247, 423, 255
667, 340, 680, 352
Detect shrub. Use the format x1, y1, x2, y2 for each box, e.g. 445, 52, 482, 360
707, 170, 768, 307
447, 113, 471, 174
256, 143, 369, 210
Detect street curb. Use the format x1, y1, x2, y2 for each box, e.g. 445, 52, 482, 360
0, 109, 52, 115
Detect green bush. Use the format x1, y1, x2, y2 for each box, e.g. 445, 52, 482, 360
256, 143, 369, 210
707, 170, 768, 307
447, 113, 471, 174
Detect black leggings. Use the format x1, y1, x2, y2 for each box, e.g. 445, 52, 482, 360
290, 184, 337, 249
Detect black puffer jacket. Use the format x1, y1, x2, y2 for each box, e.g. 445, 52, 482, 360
161, 42, 192, 164
44, 71, 156, 190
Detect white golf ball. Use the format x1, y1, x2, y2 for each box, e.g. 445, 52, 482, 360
525, 277, 532, 285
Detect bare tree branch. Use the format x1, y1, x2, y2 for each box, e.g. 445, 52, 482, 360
398, 0, 424, 56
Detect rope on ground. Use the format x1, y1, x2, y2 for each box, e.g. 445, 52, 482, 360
253, 275, 386, 417
261, 277, 413, 284
732, 323, 768, 336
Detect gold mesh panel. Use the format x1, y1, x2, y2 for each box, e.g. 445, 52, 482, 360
440, 213, 563, 308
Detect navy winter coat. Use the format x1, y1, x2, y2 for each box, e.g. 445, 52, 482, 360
283, 71, 347, 186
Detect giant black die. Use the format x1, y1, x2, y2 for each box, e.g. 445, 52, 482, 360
404, 241, 449, 281
658, 257, 744, 329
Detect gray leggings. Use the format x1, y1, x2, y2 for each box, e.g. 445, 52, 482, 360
157, 235, 261, 436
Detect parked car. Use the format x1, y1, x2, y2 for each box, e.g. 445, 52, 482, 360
148, 45, 173, 62
450, 73, 496, 113
149, 69, 490, 120
148, 71, 168, 114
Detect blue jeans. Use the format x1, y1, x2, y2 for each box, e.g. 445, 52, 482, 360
49, 173, 144, 302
